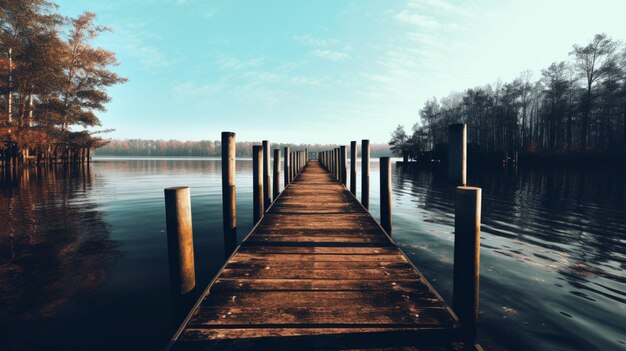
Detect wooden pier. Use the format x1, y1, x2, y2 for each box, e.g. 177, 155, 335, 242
169, 160, 480, 350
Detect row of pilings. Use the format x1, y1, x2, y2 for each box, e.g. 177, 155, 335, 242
1, 142, 92, 168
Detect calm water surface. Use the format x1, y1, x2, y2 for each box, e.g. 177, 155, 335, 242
0, 157, 624, 350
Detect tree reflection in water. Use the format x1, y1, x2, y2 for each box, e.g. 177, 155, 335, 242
391, 164, 626, 351
0, 165, 119, 349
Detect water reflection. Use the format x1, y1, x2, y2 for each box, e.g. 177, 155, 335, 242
391, 164, 626, 351
0, 165, 119, 349
1, 159, 624, 351
0, 159, 256, 350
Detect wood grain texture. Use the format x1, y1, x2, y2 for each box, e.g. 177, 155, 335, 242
170, 161, 474, 351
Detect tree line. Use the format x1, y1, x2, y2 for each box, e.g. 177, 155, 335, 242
95, 139, 391, 158
1, 1, 125, 167
390, 34, 626, 161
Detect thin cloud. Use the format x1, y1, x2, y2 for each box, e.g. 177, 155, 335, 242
407, 0, 476, 18
293, 34, 338, 47
313, 49, 350, 61
113, 21, 177, 70
395, 11, 440, 29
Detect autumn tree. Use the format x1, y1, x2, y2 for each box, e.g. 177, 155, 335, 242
0, 2, 125, 165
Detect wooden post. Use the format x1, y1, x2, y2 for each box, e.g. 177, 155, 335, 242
283, 147, 290, 186
262, 140, 271, 210
273, 149, 280, 201
453, 186, 481, 342
252, 145, 264, 223
340, 145, 347, 186
221, 132, 237, 254
289, 152, 293, 182
292, 152, 296, 179
350, 141, 357, 196
361, 139, 370, 209
294, 151, 297, 175
164, 186, 195, 295
448, 124, 467, 186
335, 148, 340, 180
380, 157, 392, 235
328, 150, 331, 175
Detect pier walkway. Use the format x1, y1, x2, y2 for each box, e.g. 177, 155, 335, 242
170, 161, 473, 350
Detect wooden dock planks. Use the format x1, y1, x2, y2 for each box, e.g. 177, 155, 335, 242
170, 161, 471, 350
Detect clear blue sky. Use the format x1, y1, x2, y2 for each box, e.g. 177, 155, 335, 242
56, 0, 625, 143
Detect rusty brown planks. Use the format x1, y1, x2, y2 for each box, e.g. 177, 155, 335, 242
170, 161, 471, 351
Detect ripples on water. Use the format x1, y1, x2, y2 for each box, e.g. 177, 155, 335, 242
0, 158, 624, 350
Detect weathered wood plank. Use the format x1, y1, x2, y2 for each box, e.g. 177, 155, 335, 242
210, 279, 429, 293
231, 253, 404, 262
236, 246, 399, 255
188, 306, 453, 326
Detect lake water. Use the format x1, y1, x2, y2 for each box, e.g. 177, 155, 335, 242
1, 157, 624, 350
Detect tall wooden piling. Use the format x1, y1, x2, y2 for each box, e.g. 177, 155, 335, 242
340, 145, 347, 186
262, 140, 271, 210
273, 149, 280, 201
252, 145, 264, 223
283, 147, 290, 186
328, 149, 332, 176
335, 148, 340, 180
164, 186, 195, 295
361, 139, 370, 209
448, 124, 467, 186
289, 151, 296, 183
221, 132, 237, 254
334, 149, 337, 178
350, 141, 357, 196
380, 157, 392, 235
453, 186, 482, 342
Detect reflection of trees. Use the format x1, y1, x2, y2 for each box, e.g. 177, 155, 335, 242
0, 165, 119, 348
393, 166, 626, 303
96, 158, 254, 174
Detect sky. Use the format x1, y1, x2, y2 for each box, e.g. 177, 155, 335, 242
55, 0, 626, 143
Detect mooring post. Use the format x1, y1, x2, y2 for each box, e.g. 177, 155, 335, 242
221, 131, 237, 254
453, 186, 482, 342
340, 145, 347, 186
289, 152, 294, 182
448, 124, 467, 186
335, 147, 341, 182
327, 150, 330, 170
262, 140, 271, 210
350, 141, 357, 196
330, 148, 335, 179
296, 151, 300, 174
361, 139, 370, 209
164, 186, 195, 295
284, 147, 290, 186
329, 150, 333, 176
273, 149, 280, 201
380, 157, 392, 235
252, 145, 264, 223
